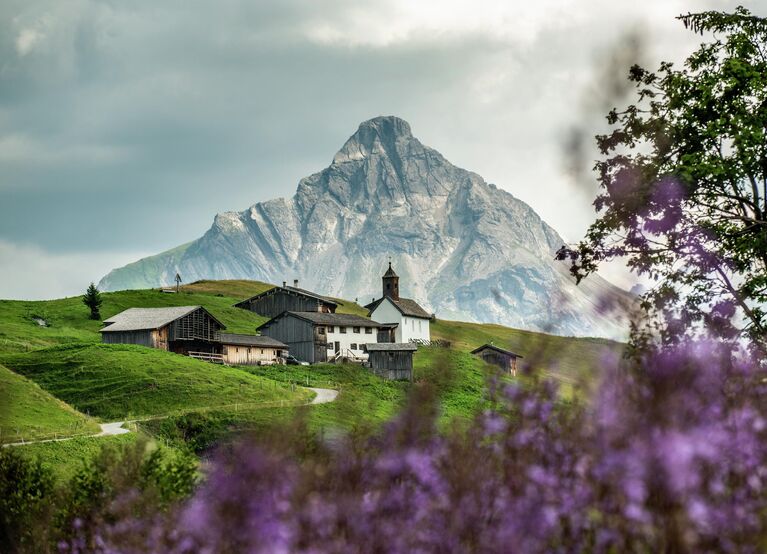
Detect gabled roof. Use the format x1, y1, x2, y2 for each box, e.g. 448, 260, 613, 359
364, 342, 417, 352
470, 343, 523, 358
365, 296, 431, 319
234, 285, 338, 309
100, 306, 225, 333
257, 311, 394, 330
219, 333, 287, 348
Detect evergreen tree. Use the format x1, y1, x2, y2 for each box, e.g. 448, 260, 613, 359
83, 283, 103, 320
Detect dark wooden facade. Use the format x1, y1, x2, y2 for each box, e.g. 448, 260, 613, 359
235, 286, 337, 319
258, 313, 321, 363
471, 344, 522, 375
102, 329, 156, 347
364, 344, 416, 381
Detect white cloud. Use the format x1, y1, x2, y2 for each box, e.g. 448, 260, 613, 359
0, 240, 149, 300
15, 28, 42, 56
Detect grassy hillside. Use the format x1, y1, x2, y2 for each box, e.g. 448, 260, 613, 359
0, 344, 311, 421
0, 363, 100, 443
431, 319, 622, 387
10, 433, 139, 482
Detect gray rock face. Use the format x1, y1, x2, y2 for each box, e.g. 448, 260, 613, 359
100, 116, 629, 338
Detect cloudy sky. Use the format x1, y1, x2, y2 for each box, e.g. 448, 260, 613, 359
0, 0, 752, 299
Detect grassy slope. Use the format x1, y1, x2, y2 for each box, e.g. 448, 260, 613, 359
431, 319, 622, 387
0, 363, 100, 443
0, 344, 311, 421
0, 279, 621, 432
10, 433, 139, 483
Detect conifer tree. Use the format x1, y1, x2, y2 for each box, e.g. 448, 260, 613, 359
83, 282, 103, 320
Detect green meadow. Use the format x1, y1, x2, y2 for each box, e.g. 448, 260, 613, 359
0, 279, 622, 472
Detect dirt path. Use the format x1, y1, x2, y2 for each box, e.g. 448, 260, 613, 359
308, 387, 339, 405
3, 387, 339, 448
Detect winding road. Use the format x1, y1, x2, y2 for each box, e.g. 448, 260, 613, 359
3, 387, 339, 448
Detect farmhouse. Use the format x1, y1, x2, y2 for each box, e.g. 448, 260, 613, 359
234, 280, 338, 318
364, 343, 417, 381
219, 333, 288, 366
257, 311, 397, 364
471, 343, 523, 375
365, 263, 431, 343
100, 306, 225, 356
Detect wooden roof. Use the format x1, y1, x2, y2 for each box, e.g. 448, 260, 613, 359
470, 343, 523, 358
100, 306, 225, 333
364, 342, 417, 352
257, 311, 394, 330
219, 333, 287, 348
234, 285, 338, 308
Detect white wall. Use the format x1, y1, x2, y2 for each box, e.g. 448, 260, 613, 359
369, 298, 430, 343
323, 324, 377, 358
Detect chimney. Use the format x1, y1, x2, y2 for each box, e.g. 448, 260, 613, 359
294, 279, 299, 288
282, 281, 286, 288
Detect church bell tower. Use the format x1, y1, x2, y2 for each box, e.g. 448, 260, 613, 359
382, 261, 400, 301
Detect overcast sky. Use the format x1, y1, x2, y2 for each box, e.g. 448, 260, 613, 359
0, 0, 755, 299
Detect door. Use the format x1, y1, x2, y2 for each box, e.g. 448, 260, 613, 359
334, 341, 340, 354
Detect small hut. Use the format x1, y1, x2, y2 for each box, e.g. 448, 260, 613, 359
471, 343, 523, 376
219, 333, 288, 366
364, 343, 417, 381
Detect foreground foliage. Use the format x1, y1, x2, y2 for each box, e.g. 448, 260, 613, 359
36, 338, 765, 553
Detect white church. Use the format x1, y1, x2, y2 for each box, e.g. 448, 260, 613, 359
365, 262, 432, 343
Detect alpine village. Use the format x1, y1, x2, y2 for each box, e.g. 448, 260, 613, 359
100, 263, 522, 381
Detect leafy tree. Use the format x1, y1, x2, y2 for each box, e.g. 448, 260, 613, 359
82, 282, 103, 320
557, 6, 767, 346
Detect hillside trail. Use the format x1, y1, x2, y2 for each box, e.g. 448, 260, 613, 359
2, 387, 338, 448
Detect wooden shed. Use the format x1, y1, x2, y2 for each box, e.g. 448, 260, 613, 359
220, 333, 288, 366
257, 311, 396, 364
234, 281, 338, 319
100, 306, 225, 358
364, 343, 417, 381
470, 344, 523, 375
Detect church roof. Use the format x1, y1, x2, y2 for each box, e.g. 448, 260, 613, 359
365, 296, 431, 319
383, 262, 398, 278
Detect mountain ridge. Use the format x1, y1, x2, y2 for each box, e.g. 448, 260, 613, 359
99, 116, 629, 338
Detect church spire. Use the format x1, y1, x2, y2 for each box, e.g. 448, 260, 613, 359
382, 260, 400, 300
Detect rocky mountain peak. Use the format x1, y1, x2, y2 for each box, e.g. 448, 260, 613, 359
332, 115, 414, 165
99, 116, 630, 339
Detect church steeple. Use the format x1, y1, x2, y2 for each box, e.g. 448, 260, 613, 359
382, 261, 400, 301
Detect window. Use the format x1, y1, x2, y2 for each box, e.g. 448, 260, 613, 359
261, 349, 264, 354
327, 326, 334, 333
365, 327, 373, 334
411, 319, 415, 330
236, 347, 239, 353
340, 327, 347, 334
350, 343, 358, 350
318, 326, 326, 335
353, 326, 360, 334
418, 320, 422, 331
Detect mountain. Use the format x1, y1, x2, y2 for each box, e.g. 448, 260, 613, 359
99, 116, 629, 338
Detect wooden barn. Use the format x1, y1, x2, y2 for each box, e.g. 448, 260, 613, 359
220, 333, 288, 366
471, 344, 523, 375
234, 280, 338, 318
364, 343, 417, 381
100, 306, 225, 357
257, 311, 396, 364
